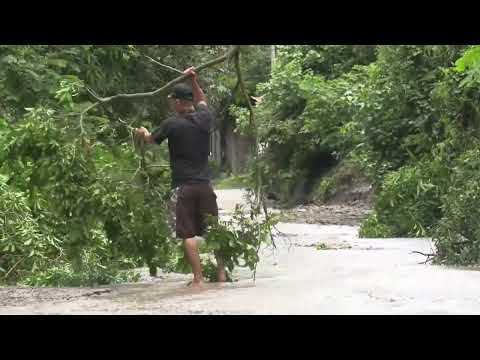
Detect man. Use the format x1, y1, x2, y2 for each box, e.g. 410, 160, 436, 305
135, 67, 226, 289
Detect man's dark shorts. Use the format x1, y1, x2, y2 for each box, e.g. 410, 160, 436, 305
175, 183, 219, 239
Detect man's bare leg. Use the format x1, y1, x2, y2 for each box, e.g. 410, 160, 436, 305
215, 251, 228, 283
183, 237, 205, 289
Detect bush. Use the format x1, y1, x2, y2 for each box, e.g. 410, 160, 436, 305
0, 45, 277, 286
359, 213, 393, 238
359, 159, 446, 238
0, 176, 142, 286
204, 201, 278, 279
434, 179, 480, 265
214, 175, 248, 190
22, 249, 140, 287
313, 177, 336, 203
250, 46, 376, 202
433, 147, 480, 265
0, 175, 61, 284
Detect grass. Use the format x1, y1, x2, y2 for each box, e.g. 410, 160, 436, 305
214, 175, 248, 190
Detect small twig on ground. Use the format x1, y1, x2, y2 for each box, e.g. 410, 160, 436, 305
412, 250, 436, 257
411, 250, 436, 264
82, 289, 112, 297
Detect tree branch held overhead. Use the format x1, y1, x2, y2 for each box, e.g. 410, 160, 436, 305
233, 49, 262, 204
234, 50, 256, 140
85, 45, 240, 107
232, 47, 275, 271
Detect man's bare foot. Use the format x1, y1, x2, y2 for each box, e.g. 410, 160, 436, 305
188, 279, 206, 290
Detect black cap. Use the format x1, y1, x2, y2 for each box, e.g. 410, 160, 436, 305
168, 83, 193, 101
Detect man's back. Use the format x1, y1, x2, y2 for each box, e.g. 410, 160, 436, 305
152, 105, 213, 188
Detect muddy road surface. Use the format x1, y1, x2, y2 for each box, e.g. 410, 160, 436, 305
2, 189, 480, 315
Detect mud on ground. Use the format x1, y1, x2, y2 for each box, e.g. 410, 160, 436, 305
278, 185, 373, 226
0, 187, 374, 312
0, 287, 114, 308
279, 201, 372, 226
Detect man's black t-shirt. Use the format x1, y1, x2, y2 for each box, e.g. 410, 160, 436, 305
151, 104, 213, 188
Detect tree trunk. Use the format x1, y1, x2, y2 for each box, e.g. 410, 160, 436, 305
149, 264, 158, 277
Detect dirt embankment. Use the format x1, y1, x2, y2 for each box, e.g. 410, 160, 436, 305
277, 184, 374, 226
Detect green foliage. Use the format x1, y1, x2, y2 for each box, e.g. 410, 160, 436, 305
6, 43, 480, 275
351, 46, 466, 180
275, 45, 376, 79
161, 194, 278, 282
0, 94, 173, 284
22, 247, 140, 287
455, 46, 480, 72
0, 45, 273, 286
356, 46, 480, 245
256, 45, 466, 199
251, 46, 377, 201
257, 44, 480, 266
0, 45, 190, 285
214, 175, 248, 190
205, 201, 278, 277
314, 177, 336, 203
359, 213, 393, 238
360, 159, 446, 238
433, 146, 480, 265
0, 175, 61, 284
455, 45, 480, 86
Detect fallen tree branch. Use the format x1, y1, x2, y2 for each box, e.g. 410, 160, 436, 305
234, 51, 256, 146
411, 250, 436, 264
411, 250, 436, 257
234, 49, 267, 213
4, 256, 26, 279
85, 45, 240, 108
79, 101, 101, 136
232, 49, 277, 280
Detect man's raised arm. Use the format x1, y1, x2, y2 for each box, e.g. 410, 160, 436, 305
184, 67, 207, 108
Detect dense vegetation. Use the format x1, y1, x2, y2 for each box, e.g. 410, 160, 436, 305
2, 44, 480, 287
0, 45, 274, 285
247, 45, 480, 265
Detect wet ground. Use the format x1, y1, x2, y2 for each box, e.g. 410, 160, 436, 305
2, 189, 480, 315
279, 202, 371, 226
